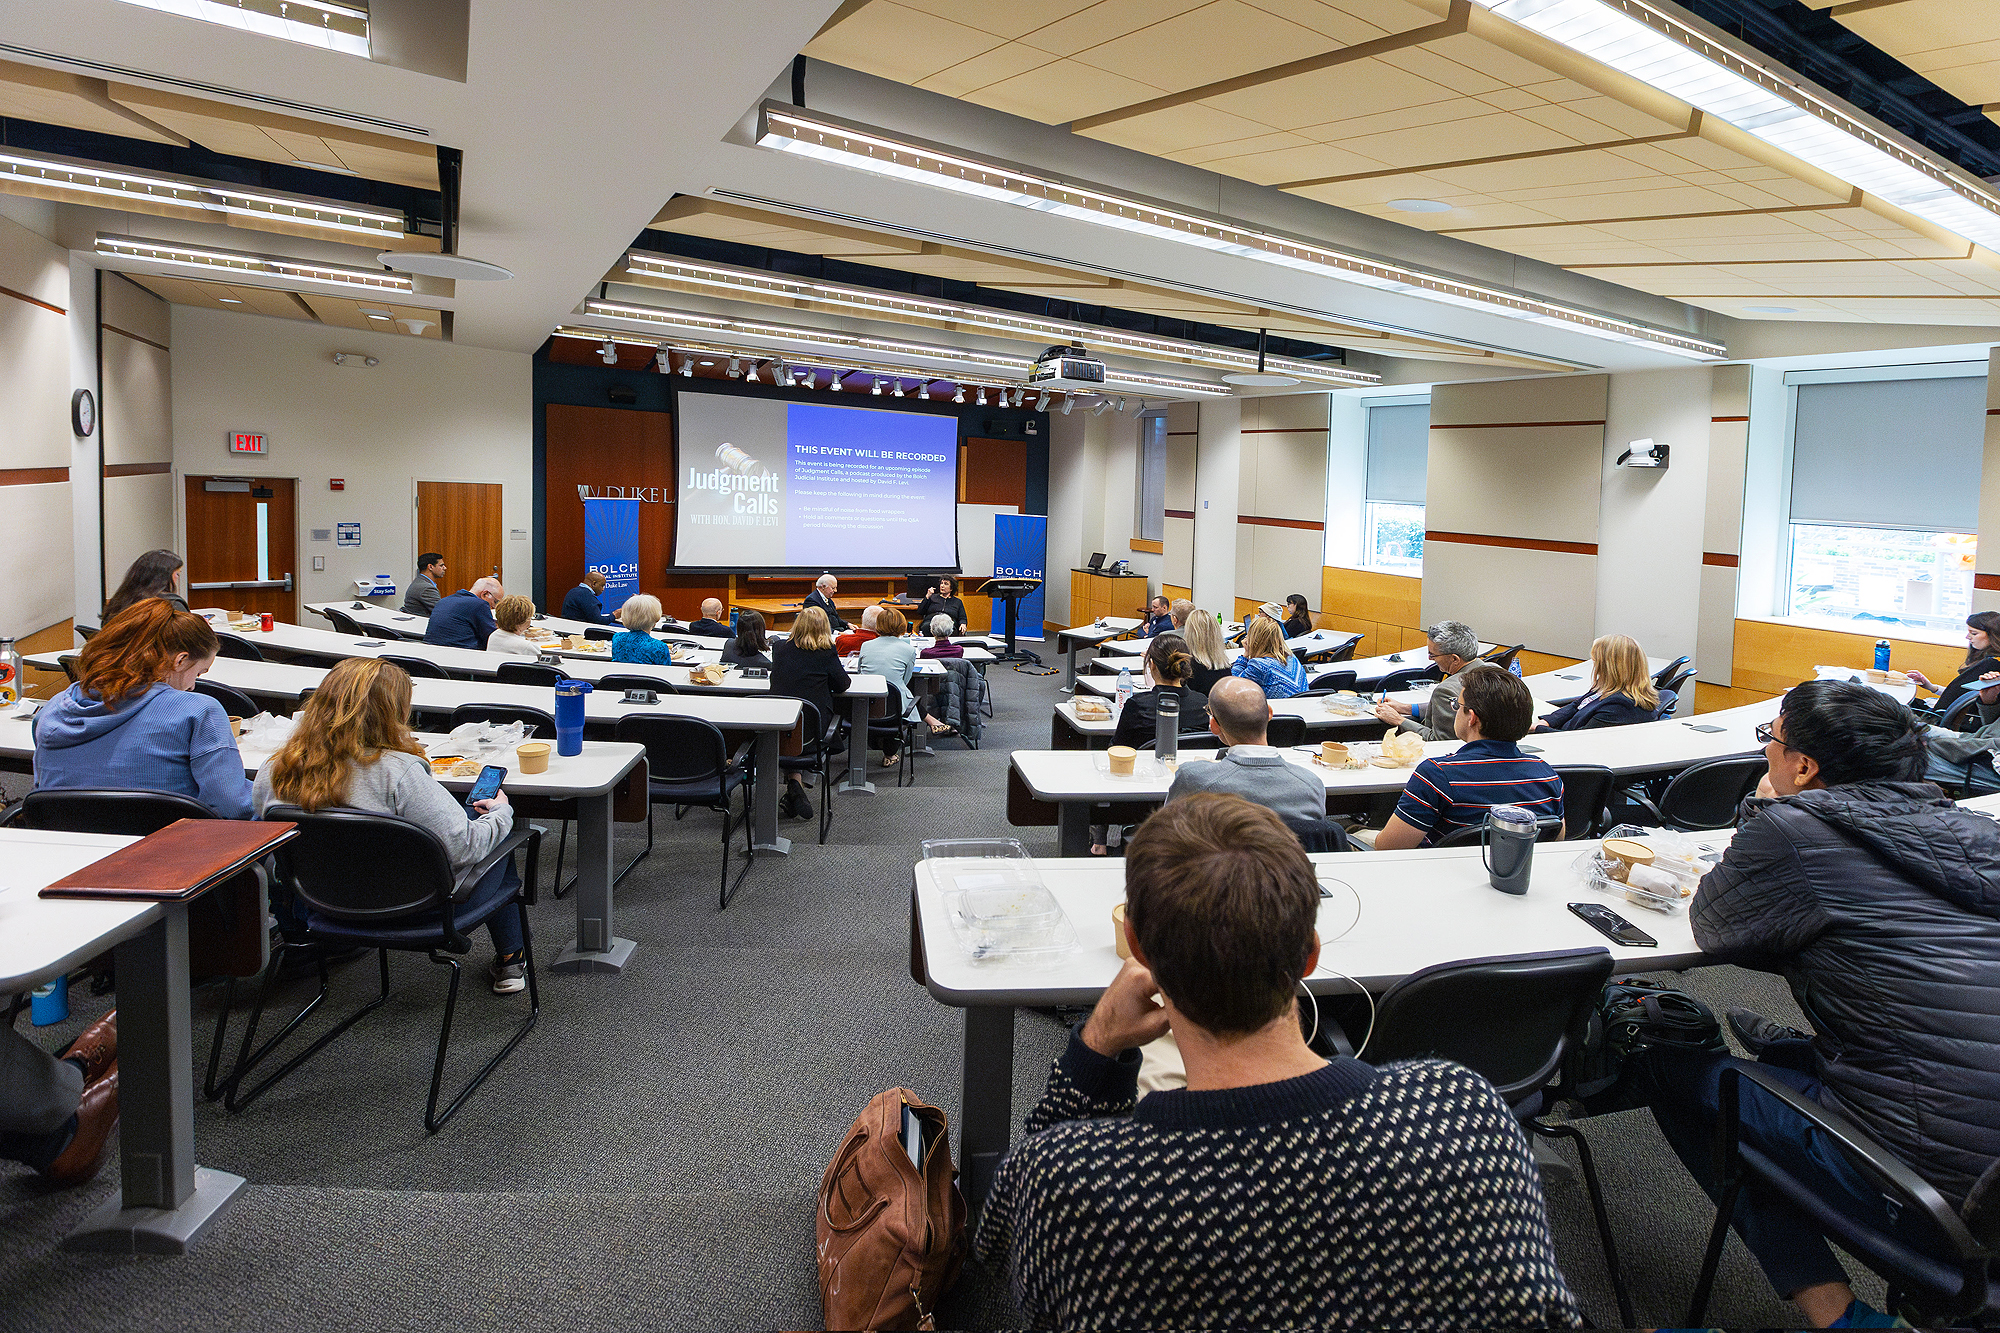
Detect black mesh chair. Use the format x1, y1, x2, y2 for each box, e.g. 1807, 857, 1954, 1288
1267, 715, 1308, 748
1296, 635, 1361, 666
1361, 947, 1631, 1326
1433, 816, 1564, 849
1135, 732, 1223, 752
57, 654, 80, 684
1651, 655, 1692, 690
74, 624, 99, 641
1308, 670, 1359, 693
868, 681, 922, 788
1479, 644, 1525, 674
1553, 764, 1618, 839
1684, 1066, 2000, 1327
213, 633, 265, 662
1936, 689, 1988, 734
225, 807, 540, 1133
1658, 666, 1697, 701
1282, 816, 1352, 853
597, 674, 676, 695
614, 714, 753, 908
2, 789, 264, 1102
1374, 664, 1442, 693
583, 627, 615, 642
1627, 753, 1767, 831
194, 678, 261, 720
778, 699, 836, 846
496, 660, 566, 688
382, 654, 452, 681
325, 608, 368, 636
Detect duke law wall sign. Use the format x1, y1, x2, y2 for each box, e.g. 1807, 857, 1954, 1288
576, 485, 670, 503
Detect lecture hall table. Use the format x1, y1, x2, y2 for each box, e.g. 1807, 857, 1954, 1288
911, 834, 1722, 1203
0, 709, 651, 975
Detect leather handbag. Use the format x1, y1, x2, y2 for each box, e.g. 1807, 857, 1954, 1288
816, 1088, 965, 1331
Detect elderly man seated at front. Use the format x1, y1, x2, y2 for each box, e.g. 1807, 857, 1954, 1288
1374, 620, 1479, 742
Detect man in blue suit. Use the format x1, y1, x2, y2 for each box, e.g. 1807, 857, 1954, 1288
424, 577, 503, 650
804, 573, 848, 632
560, 571, 615, 624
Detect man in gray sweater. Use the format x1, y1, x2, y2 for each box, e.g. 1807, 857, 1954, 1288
1166, 677, 1326, 822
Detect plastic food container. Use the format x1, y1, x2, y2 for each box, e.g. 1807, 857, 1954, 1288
923, 839, 1078, 965
1571, 824, 1720, 914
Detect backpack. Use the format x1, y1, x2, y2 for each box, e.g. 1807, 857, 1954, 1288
1566, 978, 1728, 1112
817, 1088, 966, 1331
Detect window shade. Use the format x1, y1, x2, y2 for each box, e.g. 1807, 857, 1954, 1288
1137, 417, 1167, 542
1365, 403, 1429, 504
1791, 376, 1985, 531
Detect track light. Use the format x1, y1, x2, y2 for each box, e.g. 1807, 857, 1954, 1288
1091, 399, 1111, 416
599, 340, 618, 365
953, 386, 965, 404
681, 357, 694, 378
655, 349, 670, 372
1116, 397, 1127, 412
871, 379, 883, 396
774, 360, 788, 384
829, 371, 843, 391
918, 383, 930, 400
727, 357, 741, 378
744, 361, 759, 383
1061, 395, 1073, 415
1034, 391, 1051, 411
892, 380, 905, 397
976, 387, 987, 406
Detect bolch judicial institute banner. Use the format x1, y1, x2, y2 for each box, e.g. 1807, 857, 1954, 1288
583, 496, 642, 607
989, 513, 1047, 640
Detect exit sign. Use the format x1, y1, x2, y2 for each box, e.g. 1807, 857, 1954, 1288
227, 430, 267, 456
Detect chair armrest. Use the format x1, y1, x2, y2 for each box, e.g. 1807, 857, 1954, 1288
458, 824, 540, 905
1717, 1065, 1985, 1264
725, 738, 755, 772
0, 798, 22, 829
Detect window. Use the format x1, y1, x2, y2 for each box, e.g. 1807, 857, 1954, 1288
113, 0, 370, 56
1784, 369, 1983, 631
1136, 412, 1167, 544
1364, 400, 1428, 571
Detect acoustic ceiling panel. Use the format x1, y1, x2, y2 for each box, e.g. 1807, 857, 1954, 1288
650, 197, 923, 256
0, 59, 185, 144
106, 84, 438, 191
120, 273, 314, 320
297, 294, 445, 337
1817, 0, 2000, 107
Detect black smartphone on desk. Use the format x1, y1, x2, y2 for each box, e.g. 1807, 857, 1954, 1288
356, 640, 386, 647
1568, 902, 1658, 947
465, 764, 506, 813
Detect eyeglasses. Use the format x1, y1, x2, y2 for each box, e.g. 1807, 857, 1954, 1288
1755, 722, 1800, 754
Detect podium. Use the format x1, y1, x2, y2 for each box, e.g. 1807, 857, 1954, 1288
979, 577, 1043, 664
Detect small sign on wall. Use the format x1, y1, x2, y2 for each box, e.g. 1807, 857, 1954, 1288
227, 430, 267, 456
336, 522, 361, 547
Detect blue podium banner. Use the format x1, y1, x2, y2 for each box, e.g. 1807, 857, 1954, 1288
583, 497, 642, 607
990, 513, 1047, 640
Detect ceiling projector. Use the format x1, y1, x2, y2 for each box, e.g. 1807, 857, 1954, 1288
1029, 343, 1106, 390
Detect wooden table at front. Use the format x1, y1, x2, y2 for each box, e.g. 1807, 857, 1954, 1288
731, 596, 876, 632
912, 837, 1720, 1202
1013, 698, 1779, 855
0, 711, 652, 975
0, 829, 251, 1252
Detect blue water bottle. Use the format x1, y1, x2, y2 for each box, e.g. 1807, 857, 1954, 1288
554, 679, 592, 756
1874, 639, 1891, 671
30, 975, 68, 1026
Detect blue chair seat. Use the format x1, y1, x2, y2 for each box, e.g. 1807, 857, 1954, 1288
648, 769, 747, 805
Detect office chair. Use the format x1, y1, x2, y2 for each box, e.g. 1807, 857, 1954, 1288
614, 714, 753, 909
1552, 764, 1618, 839
1375, 664, 1442, 693
213, 633, 265, 662
1308, 670, 1359, 693
382, 654, 453, 681
1625, 753, 1767, 830
193, 678, 261, 720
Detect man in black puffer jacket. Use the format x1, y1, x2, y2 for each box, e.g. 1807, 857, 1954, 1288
1638, 679, 2000, 1328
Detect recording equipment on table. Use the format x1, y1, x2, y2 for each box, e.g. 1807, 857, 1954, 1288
742, 667, 768, 679
1028, 342, 1107, 390
622, 688, 659, 705
1109, 560, 1130, 576
1086, 552, 1106, 571
978, 576, 1044, 665
464, 764, 506, 813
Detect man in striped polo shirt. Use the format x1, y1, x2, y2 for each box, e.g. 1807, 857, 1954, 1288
1372, 665, 1564, 849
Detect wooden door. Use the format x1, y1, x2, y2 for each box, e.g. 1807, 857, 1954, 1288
184, 476, 299, 624
417, 481, 503, 595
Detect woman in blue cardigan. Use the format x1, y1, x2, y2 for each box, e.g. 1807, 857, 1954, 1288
1229, 614, 1309, 699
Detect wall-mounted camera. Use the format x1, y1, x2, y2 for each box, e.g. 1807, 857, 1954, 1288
1616, 438, 1670, 470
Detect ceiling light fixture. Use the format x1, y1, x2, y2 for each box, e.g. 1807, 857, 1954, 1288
727, 357, 742, 377
218, 296, 243, 304
976, 387, 987, 406
892, 380, 905, 397
1034, 391, 1051, 411
396, 318, 433, 336
621, 251, 1378, 386
1223, 328, 1301, 388
754, 104, 1727, 361
1062, 395, 1074, 415
829, 370, 843, 391
1743, 305, 1799, 314
3, 148, 405, 239
953, 386, 966, 404
1091, 400, 1111, 416
681, 356, 695, 378
1386, 199, 1452, 213
95, 233, 412, 294
111, 0, 371, 57
1464, 0, 2000, 254
599, 340, 618, 365
656, 349, 672, 372
581, 298, 1229, 396
918, 383, 930, 400
744, 361, 759, 383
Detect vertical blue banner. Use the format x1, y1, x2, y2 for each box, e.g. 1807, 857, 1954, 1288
990, 513, 1047, 640
583, 497, 642, 609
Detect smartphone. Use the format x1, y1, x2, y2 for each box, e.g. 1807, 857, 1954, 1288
1684, 723, 1727, 734
1518, 743, 1544, 754
356, 639, 387, 647
393, 615, 415, 622
1568, 902, 1659, 947
465, 764, 506, 812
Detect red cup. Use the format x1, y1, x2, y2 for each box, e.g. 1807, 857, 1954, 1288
260, 612, 274, 632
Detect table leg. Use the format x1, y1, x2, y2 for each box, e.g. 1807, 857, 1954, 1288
838, 693, 875, 795
1057, 801, 1094, 857
752, 730, 790, 855
960, 1005, 1016, 1208
551, 791, 636, 973
1061, 638, 1079, 693
65, 907, 245, 1253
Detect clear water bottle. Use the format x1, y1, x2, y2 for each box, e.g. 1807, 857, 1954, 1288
1509, 655, 1523, 677
0, 637, 20, 708
1115, 667, 1133, 720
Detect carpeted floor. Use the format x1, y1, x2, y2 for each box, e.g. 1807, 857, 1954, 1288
0, 656, 1877, 1331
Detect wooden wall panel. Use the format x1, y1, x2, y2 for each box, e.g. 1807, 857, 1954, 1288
542, 403, 688, 612
959, 436, 1027, 509
1319, 565, 1425, 658
19, 616, 73, 699
1731, 617, 1965, 696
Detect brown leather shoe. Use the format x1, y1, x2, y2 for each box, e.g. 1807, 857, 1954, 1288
61, 1010, 116, 1083
43, 1061, 118, 1187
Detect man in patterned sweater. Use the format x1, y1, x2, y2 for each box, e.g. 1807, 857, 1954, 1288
973, 793, 1583, 1329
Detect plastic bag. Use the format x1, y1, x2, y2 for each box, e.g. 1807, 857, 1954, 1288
235, 712, 295, 752
435, 720, 527, 762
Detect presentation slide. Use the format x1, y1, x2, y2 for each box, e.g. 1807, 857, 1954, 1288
674, 393, 959, 570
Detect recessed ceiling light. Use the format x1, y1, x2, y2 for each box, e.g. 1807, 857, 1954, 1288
1386, 199, 1452, 213
218, 296, 243, 304
1743, 305, 1799, 314
700, 359, 715, 365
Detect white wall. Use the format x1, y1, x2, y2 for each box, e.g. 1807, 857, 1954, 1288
0, 214, 75, 639
1046, 406, 1110, 623
1595, 367, 1714, 665
1324, 391, 1366, 568
1099, 406, 1162, 588
1193, 396, 1241, 611
170, 308, 533, 609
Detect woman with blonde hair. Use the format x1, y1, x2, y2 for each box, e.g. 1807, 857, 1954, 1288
252, 657, 530, 994
1535, 633, 1663, 731
1180, 609, 1233, 695
1228, 612, 1309, 699
611, 593, 673, 665
486, 594, 542, 658
771, 605, 850, 818
858, 605, 928, 765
